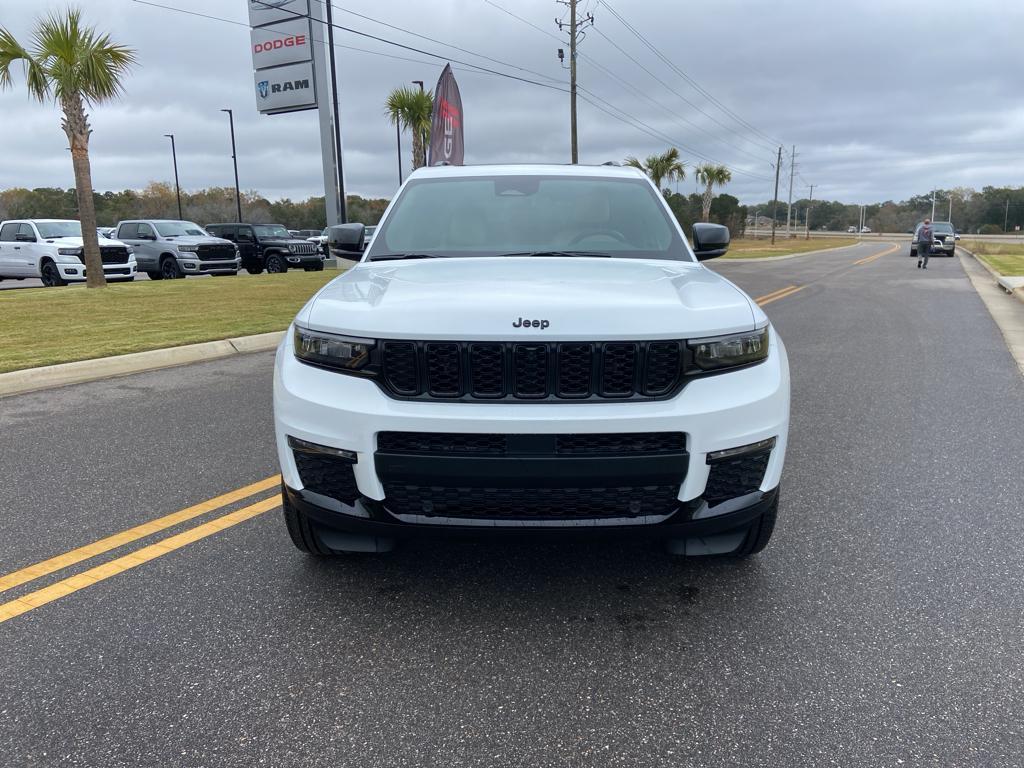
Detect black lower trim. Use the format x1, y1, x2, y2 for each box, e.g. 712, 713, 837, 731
284, 484, 777, 541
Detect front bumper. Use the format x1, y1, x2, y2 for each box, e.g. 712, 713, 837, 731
273, 326, 790, 533
63, 259, 137, 281
285, 254, 323, 267
178, 256, 240, 275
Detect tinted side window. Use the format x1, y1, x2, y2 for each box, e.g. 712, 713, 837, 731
137, 223, 155, 238
18, 223, 36, 240
237, 226, 253, 241
117, 223, 138, 239
0, 223, 19, 241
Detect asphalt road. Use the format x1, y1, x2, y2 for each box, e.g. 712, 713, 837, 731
2, 241, 1023, 767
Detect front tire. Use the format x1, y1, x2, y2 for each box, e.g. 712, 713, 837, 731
246, 265, 264, 275
304, 262, 325, 272
732, 494, 779, 557
266, 254, 286, 274
40, 260, 66, 287
282, 488, 334, 556
160, 257, 183, 279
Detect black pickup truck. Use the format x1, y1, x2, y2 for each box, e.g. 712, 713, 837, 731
206, 223, 324, 274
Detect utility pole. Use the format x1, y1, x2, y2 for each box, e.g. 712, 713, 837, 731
805, 184, 814, 239
557, 1, 593, 164
220, 109, 242, 222
948, 194, 952, 223
770, 146, 782, 245
930, 189, 936, 221
1005, 199, 1010, 232
163, 133, 182, 219
785, 145, 796, 238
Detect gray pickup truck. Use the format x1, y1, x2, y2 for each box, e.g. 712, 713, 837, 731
115, 219, 239, 279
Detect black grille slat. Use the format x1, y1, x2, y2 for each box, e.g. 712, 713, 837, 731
382, 484, 680, 520
382, 342, 419, 395
293, 452, 359, 504
425, 343, 462, 397
644, 341, 682, 395
601, 343, 638, 397
704, 452, 771, 505
378, 431, 685, 456
514, 344, 549, 398
100, 246, 130, 264
197, 244, 237, 261
555, 432, 686, 455
470, 344, 505, 397
378, 432, 507, 455
373, 340, 688, 401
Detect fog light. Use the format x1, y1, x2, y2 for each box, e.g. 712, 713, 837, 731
66, 268, 79, 275
287, 435, 357, 462
707, 437, 776, 463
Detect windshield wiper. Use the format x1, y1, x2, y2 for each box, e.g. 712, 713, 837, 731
368, 253, 443, 261
496, 250, 611, 258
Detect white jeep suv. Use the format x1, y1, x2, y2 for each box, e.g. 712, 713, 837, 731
274, 165, 790, 557
0, 219, 137, 286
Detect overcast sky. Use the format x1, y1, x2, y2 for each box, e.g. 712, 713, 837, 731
1, 0, 1022, 206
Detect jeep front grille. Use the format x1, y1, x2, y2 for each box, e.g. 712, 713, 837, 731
378, 340, 685, 401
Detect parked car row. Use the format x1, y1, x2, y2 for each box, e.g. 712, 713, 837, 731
0, 217, 337, 286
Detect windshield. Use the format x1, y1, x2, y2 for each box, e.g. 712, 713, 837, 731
36, 221, 82, 238
365, 175, 693, 262
930, 222, 954, 234
155, 221, 207, 237
253, 224, 291, 238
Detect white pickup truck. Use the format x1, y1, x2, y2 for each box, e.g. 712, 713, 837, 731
0, 219, 137, 286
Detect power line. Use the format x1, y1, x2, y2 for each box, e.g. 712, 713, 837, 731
599, 0, 785, 150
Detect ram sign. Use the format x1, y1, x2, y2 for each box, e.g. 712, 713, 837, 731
250, 17, 311, 69
254, 61, 316, 113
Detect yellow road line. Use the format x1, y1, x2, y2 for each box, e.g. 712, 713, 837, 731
853, 243, 900, 265
0, 496, 281, 624
754, 284, 800, 304
757, 285, 806, 306
0, 475, 280, 595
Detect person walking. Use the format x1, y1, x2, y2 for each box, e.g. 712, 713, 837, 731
917, 218, 933, 269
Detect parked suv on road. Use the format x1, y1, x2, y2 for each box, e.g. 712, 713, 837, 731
206, 223, 323, 274
0, 218, 136, 286
273, 164, 790, 558
114, 219, 239, 279
911, 221, 956, 258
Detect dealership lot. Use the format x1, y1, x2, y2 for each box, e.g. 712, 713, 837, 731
2, 242, 1023, 766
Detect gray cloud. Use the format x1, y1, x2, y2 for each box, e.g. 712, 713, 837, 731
0, 0, 1021, 206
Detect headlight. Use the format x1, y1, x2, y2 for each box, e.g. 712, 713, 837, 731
294, 326, 375, 371
689, 327, 769, 371
178, 245, 199, 253
58, 247, 83, 256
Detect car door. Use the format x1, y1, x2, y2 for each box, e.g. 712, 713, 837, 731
14, 223, 42, 276
0, 222, 21, 276
235, 225, 258, 268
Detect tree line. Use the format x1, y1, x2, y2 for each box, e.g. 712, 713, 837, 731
0, 183, 391, 230
749, 186, 1024, 235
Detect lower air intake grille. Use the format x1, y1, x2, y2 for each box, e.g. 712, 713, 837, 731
293, 451, 359, 504
704, 452, 770, 506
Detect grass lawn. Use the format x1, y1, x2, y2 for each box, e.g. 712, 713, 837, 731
722, 237, 860, 259
960, 240, 1024, 276
0, 270, 342, 373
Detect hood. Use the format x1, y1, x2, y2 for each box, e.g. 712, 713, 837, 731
166, 235, 233, 245
302, 257, 760, 341
44, 235, 129, 248
262, 237, 314, 246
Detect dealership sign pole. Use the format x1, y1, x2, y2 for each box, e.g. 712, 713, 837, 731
248, 0, 344, 226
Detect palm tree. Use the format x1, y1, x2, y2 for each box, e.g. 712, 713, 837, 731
385, 86, 433, 171
695, 164, 732, 222
0, 8, 136, 288
624, 148, 685, 196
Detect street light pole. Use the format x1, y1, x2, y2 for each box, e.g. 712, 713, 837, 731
930, 189, 936, 221
163, 133, 182, 219
412, 79, 425, 167
220, 109, 242, 222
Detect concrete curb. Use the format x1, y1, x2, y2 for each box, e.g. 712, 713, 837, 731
957, 246, 1024, 305
0, 331, 285, 399
721, 241, 866, 263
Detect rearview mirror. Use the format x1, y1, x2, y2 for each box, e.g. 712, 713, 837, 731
691, 223, 730, 260
328, 223, 365, 255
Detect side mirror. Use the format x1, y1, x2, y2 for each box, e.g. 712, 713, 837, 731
691, 222, 730, 260
15, 233, 36, 243
139, 232, 156, 241
328, 223, 365, 255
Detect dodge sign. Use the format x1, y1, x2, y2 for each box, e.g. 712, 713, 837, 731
250, 17, 311, 69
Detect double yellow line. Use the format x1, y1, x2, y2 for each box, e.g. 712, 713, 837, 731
756, 284, 805, 305
853, 243, 900, 265
0, 475, 281, 624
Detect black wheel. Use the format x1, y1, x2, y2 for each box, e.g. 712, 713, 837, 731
146, 270, 163, 280
282, 488, 334, 556
266, 254, 286, 274
304, 262, 325, 272
732, 493, 779, 557
40, 260, 66, 287
160, 257, 183, 279
246, 266, 264, 275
